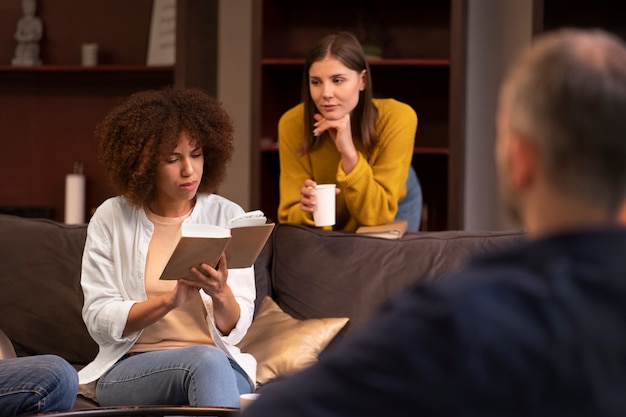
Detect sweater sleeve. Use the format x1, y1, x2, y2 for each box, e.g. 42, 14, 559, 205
338, 99, 417, 228
277, 104, 316, 227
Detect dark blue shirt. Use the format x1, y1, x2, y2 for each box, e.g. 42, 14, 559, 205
243, 228, 626, 417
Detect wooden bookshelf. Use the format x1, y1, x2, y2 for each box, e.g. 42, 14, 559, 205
535, 0, 626, 39
251, 0, 467, 230
0, 0, 216, 223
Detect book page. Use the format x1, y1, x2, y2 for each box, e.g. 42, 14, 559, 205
181, 222, 230, 238
228, 210, 267, 228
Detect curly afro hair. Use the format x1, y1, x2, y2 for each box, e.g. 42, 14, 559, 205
96, 87, 234, 208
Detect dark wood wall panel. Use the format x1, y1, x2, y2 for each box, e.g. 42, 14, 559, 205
0, 0, 153, 66
0, 1, 175, 222
0, 69, 172, 221
254, 0, 465, 230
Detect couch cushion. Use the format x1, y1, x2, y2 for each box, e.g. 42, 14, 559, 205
237, 296, 348, 386
270, 224, 525, 335
0, 328, 16, 359
0, 214, 97, 364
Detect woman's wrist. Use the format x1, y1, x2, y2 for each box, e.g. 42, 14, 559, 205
209, 285, 233, 307
163, 292, 178, 311
341, 151, 359, 174
211, 286, 240, 335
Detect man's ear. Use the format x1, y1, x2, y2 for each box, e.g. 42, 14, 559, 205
508, 135, 537, 189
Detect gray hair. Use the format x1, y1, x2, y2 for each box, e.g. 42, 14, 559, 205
500, 29, 626, 213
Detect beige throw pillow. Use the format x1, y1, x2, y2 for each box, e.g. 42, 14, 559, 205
238, 296, 349, 386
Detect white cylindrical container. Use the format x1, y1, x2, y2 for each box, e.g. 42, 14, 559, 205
313, 184, 336, 227
65, 164, 86, 224
81, 43, 98, 66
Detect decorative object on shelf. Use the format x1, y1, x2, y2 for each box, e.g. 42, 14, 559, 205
65, 162, 86, 225
147, 0, 176, 65
355, 8, 389, 60
11, 0, 43, 66
81, 43, 98, 66
362, 44, 383, 60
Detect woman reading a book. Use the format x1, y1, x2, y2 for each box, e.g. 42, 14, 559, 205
78, 88, 256, 407
277, 31, 422, 232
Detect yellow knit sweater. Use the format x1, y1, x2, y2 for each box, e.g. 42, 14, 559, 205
277, 98, 418, 232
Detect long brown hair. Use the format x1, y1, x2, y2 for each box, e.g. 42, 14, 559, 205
300, 31, 378, 155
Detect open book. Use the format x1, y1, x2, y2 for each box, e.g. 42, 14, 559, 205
355, 220, 408, 240
159, 210, 275, 281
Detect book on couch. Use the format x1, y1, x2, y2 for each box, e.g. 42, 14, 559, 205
355, 219, 408, 240
160, 210, 274, 281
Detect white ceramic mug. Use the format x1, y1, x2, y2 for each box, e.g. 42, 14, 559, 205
240, 393, 260, 411
313, 184, 336, 227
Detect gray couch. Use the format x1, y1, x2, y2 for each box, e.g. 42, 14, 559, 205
0, 213, 524, 409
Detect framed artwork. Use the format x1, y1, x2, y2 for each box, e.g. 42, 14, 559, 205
147, 0, 176, 65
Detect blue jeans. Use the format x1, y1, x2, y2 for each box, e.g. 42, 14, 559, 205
0, 355, 78, 416
96, 345, 252, 408
395, 165, 422, 232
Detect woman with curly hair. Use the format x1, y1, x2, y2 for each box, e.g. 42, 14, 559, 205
77, 88, 256, 408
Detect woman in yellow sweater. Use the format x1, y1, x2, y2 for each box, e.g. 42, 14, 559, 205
278, 31, 422, 232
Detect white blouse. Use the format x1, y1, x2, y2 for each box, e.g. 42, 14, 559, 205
78, 193, 257, 388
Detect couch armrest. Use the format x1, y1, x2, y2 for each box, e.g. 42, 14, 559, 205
0, 328, 16, 359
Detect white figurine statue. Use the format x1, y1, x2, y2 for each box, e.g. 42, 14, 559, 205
11, 0, 43, 66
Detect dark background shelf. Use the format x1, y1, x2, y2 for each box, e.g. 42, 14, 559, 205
253, 0, 461, 231
0, 0, 215, 223
3, 0, 617, 229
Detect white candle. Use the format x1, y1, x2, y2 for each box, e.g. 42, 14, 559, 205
64, 163, 86, 224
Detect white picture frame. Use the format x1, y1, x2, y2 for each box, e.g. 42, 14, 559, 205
147, 0, 176, 66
